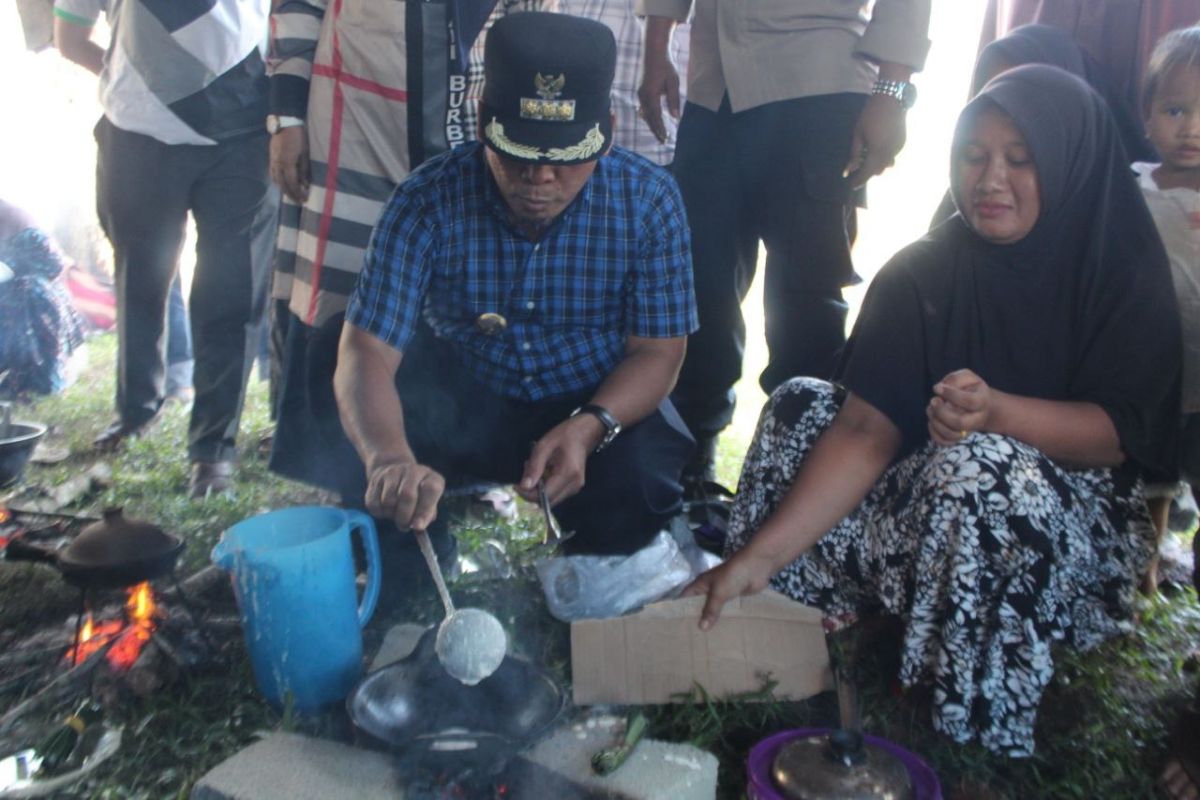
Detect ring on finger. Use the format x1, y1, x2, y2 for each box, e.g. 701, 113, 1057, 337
959, 429, 967, 440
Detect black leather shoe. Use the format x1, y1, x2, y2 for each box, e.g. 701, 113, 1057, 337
189, 460, 235, 499
92, 411, 163, 453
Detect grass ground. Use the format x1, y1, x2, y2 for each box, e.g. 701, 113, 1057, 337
2, 333, 1198, 799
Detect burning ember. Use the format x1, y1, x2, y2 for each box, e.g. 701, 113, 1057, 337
68, 582, 160, 670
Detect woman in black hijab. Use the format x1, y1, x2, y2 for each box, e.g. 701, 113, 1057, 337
974, 24, 1153, 160
930, 24, 1157, 228
686, 65, 1180, 756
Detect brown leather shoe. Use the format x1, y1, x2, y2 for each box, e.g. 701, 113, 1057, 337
92, 410, 163, 453
189, 460, 234, 500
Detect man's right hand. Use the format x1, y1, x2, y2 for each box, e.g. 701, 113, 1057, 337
637, 17, 681, 145
269, 126, 310, 203
365, 460, 446, 533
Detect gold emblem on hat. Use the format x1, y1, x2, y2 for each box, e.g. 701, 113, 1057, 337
521, 73, 575, 122
486, 118, 605, 162
476, 312, 508, 335
535, 73, 565, 100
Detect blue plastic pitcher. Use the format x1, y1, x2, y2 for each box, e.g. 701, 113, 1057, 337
211, 506, 381, 712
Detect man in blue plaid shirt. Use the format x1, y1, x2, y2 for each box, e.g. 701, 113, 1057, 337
332, 12, 698, 561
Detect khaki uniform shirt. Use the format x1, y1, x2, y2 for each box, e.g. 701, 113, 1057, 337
636, 0, 931, 113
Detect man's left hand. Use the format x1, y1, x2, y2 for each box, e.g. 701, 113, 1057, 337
518, 414, 604, 506
844, 94, 907, 189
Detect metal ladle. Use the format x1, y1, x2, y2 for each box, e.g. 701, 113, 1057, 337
414, 530, 508, 686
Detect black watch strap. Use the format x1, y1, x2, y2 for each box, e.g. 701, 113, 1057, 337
571, 404, 622, 452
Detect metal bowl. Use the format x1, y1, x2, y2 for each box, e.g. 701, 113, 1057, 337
0, 422, 46, 488
348, 626, 565, 778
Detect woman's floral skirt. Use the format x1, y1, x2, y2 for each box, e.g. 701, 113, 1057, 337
726, 378, 1153, 756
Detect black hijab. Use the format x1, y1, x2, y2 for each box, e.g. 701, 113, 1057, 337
973, 25, 1154, 161
930, 25, 1156, 227
838, 65, 1180, 476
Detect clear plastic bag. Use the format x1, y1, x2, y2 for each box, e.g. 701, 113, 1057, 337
535, 525, 721, 622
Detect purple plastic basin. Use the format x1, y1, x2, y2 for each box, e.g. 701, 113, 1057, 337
747, 728, 942, 800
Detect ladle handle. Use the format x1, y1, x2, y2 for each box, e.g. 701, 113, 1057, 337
414, 530, 455, 617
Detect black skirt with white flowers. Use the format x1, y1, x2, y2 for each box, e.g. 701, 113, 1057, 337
726, 378, 1153, 756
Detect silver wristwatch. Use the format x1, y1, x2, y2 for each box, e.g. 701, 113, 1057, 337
871, 79, 918, 110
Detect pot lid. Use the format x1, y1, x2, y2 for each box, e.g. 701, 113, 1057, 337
59, 507, 181, 569
772, 730, 914, 800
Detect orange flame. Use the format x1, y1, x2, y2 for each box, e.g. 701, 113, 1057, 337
0, 506, 11, 524
68, 582, 160, 670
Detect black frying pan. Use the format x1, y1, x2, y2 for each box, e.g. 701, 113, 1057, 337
4, 507, 184, 589
348, 625, 566, 778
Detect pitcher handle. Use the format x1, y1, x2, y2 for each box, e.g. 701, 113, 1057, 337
344, 509, 381, 627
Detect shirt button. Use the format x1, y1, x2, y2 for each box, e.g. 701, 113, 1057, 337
522, 341, 532, 351
523, 375, 533, 382
526, 301, 535, 310
533, 244, 540, 252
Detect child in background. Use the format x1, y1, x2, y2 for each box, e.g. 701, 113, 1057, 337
1138, 25, 1200, 800
1136, 25, 1200, 593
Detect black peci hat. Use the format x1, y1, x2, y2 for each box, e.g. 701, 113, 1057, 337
480, 12, 616, 165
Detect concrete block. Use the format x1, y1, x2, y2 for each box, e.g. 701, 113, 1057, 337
524, 712, 718, 800
190, 732, 404, 800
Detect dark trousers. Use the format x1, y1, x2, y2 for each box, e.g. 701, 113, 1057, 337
669, 94, 865, 439
165, 276, 193, 395
95, 118, 278, 461
270, 314, 694, 560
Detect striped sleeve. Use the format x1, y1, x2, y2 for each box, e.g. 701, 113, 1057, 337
268, 0, 326, 117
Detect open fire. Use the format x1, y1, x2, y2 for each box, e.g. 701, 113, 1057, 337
68, 581, 160, 670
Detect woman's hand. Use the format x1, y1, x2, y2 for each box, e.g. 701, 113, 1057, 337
682, 550, 778, 631
927, 368, 993, 445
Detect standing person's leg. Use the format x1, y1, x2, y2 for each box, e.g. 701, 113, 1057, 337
668, 99, 759, 480
165, 275, 194, 401
267, 297, 290, 420
250, 187, 281, 387
752, 94, 864, 393
93, 118, 190, 448
186, 133, 274, 495
1144, 488, 1173, 594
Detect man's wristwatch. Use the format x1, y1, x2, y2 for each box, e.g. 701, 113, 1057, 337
266, 114, 305, 135
570, 404, 622, 453
871, 79, 918, 110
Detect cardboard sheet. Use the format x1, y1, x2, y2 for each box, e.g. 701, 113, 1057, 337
571, 591, 832, 705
